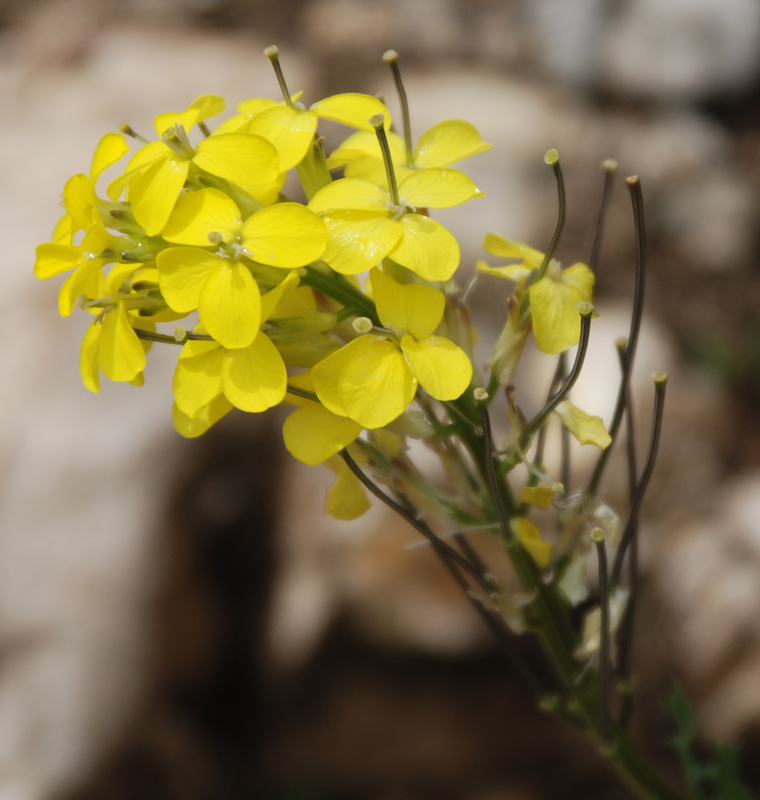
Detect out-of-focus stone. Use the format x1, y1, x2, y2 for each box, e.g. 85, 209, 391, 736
523, 0, 760, 101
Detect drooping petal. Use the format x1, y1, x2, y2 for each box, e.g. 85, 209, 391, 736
413, 120, 491, 168
324, 455, 371, 520
510, 517, 552, 568
320, 212, 402, 275
198, 261, 262, 349
370, 268, 444, 339
172, 395, 233, 438
282, 404, 362, 466
221, 333, 287, 413
247, 104, 317, 171
312, 335, 416, 429
400, 334, 472, 401
79, 318, 101, 393
311, 93, 391, 132
193, 132, 280, 189
554, 400, 611, 449
172, 344, 225, 418
398, 168, 484, 209
97, 303, 146, 382
156, 247, 220, 313
162, 187, 242, 245
391, 214, 459, 281
242, 203, 326, 267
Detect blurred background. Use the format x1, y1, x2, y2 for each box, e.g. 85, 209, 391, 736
3, 0, 760, 797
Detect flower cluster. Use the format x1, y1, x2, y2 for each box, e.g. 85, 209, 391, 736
35, 47, 609, 544
34, 48, 698, 798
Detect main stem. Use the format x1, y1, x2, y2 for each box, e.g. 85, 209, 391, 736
445, 394, 684, 800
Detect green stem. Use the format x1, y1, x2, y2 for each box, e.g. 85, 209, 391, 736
300, 264, 380, 324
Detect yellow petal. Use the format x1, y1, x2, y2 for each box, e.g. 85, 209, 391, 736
529, 263, 595, 355
320, 212, 402, 274
519, 485, 559, 510
162, 187, 242, 245
172, 395, 233, 438
327, 129, 405, 169
282, 404, 362, 465
391, 214, 459, 281
193, 133, 280, 188
97, 303, 146, 382
554, 400, 612, 449
58, 258, 107, 316
241, 203, 326, 267
413, 120, 491, 168
198, 261, 262, 349
324, 455, 371, 520
62, 174, 96, 232
79, 319, 101, 393
400, 334, 472, 401
172, 344, 225, 418
511, 517, 552, 568
311, 93, 391, 132
309, 178, 390, 214
312, 335, 416, 428
153, 94, 224, 136
260, 271, 300, 321
398, 168, 484, 209
482, 234, 544, 269
476, 260, 534, 289
221, 333, 287, 412
129, 152, 191, 236
34, 243, 83, 280
90, 132, 129, 184
247, 104, 317, 171
156, 247, 220, 313
369, 268, 444, 339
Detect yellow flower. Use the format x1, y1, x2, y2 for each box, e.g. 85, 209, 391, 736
308, 178, 460, 280
35, 212, 120, 317
78, 263, 154, 392
156, 189, 326, 348
311, 269, 472, 428
216, 92, 392, 172
108, 103, 281, 236
170, 273, 299, 430
328, 119, 489, 206
477, 234, 595, 355
529, 261, 595, 355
